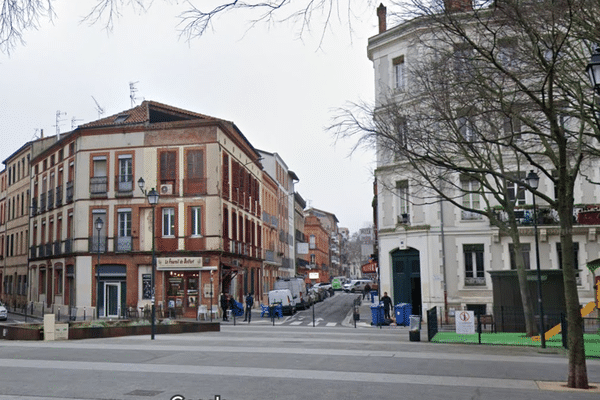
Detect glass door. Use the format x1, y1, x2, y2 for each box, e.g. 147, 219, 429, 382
105, 282, 120, 317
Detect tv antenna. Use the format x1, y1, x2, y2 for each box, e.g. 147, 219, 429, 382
71, 116, 83, 130
54, 110, 67, 138
91, 96, 105, 118
129, 81, 139, 107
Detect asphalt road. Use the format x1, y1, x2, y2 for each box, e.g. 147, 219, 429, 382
0, 321, 599, 400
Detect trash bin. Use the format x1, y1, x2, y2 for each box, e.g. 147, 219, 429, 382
394, 303, 412, 326
370, 304, 384, 325
370, 290, 378, 303
409, 315, 421, 342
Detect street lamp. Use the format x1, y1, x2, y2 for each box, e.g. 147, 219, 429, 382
586, 47, 600, 95
138, 177, 160, 340
95, 217, 103, 319
210, 272, 214, 322
526, 170, 546, 349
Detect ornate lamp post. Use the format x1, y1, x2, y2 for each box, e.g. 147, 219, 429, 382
95, 217, 103, 319
586, 47, 600, 95
138, 178, 160, 340
526, 170, 546, 349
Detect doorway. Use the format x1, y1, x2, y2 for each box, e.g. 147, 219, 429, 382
104, 282, 121, 317
391, 248, 422, 316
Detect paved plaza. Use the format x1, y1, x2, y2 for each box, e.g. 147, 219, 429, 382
0, 321, 598, 400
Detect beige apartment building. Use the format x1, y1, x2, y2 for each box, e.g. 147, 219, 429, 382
28, 101, 266, 319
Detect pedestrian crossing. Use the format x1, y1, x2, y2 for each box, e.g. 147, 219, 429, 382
242, 318, 342, 327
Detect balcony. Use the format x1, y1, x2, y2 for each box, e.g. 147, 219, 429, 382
116, 174, 134, 194
53, 241, 61, 255
63, 238, 73, 254
39, 193, 46, 213
45, 242, 53, 256
66, 181, 74, 203
265, 250, 275, 262
89, 236, 107, 253
31, 198, 38, 216
493, 206, 558, 226
90, 176, 108, 195
465, 276, 486, 286
47, 189, 54, 210
461, 210, 482, 220
55, 185, 63, 207
30, 246, 37, 259
37, 244, 45, 258
183, 178, 207, 196
116, 236, 132, 252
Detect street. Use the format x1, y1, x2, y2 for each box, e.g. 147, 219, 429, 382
0, 320, 598, 399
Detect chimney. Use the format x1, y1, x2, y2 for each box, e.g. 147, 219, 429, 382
377, 3, 387, 34
40, 129, 44, 139
444, 0, 473, 13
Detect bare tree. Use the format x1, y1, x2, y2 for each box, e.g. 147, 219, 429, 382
1, 0, 374, 54
332, 0, 598, 389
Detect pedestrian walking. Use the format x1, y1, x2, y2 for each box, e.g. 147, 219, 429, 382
243, 293, 254, 323
220, 293, 229, 321
363, 283, 371, 300
381, 292, 393, 320
229, 295, 237, 320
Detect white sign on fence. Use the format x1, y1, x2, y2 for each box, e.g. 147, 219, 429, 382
455, 310, 475, 334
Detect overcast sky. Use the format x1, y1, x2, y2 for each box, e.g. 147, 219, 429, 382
0, 1, 377, 233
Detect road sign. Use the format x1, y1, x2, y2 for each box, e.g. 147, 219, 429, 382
456, 311, 475, 334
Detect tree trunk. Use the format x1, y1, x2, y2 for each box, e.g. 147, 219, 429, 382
510, 237, 536, 337
559, 198, 588, 388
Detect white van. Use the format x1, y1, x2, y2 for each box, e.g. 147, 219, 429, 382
268, 289, 295, 315
274, 277, 308, 310
343, 279, 373, 293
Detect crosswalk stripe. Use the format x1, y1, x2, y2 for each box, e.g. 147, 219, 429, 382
290, 321, 303, 325
325, 322, 337, 327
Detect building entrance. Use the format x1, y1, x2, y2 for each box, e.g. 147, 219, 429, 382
391, 248, 422, 316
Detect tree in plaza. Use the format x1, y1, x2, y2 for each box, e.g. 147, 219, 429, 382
332, 0, 598, 388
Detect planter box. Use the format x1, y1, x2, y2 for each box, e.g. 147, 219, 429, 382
68, 321, 219, 340
0, 325, 43, 340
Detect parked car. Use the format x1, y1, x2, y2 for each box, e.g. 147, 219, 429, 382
343, 279, 374, 293
0, 303, 8, 321
275, 277, 309, 310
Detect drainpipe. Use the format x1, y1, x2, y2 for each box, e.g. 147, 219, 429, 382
439, 196, 448, 325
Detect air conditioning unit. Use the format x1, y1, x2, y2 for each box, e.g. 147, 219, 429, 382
160, 183, 173, 195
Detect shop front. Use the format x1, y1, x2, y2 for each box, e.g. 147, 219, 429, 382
157, 256, 216, 318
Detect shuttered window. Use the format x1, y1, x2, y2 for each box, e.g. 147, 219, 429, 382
160, 151, 176, 180
186, 150, 203, 179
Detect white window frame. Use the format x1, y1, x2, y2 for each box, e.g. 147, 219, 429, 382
162, 208, 175, 237
117, 209, 132, 238
191, 206, 202, 237
393, 56, 405, 91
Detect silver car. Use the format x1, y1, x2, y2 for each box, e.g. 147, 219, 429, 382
0, 303, 7, 321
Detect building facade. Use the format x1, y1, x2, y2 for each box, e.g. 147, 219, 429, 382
368, 5, 599, 319
27, 101, 265, 318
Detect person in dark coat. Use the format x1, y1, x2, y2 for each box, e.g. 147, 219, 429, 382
220, 293, 229, 321
363, 283, 372, 300
243, 293, 254, 322
381, 292, 393, 320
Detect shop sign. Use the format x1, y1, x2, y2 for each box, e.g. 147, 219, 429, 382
361, 261, 377, 274
309, 272, 319, 279
157, 257, 203, 270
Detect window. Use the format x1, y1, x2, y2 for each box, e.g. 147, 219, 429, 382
185, 149, 205, 194
464, 244, 485, 285
393, 55, 405, 91
118, 211, 131, 238
309, 234, 316, 249
91, 156, 108, 194
458, 116, 476, 142
160, 151, 176, 181
310, 254, 316, 264
507, 179, 526, 206
395, 117, 408, 148
461, 179, 481, 220
162, 208, 175, 237
191, 207, 202, 236
396, 180, 409, 221
509, 243, 531, 270
118, 155, 133, 189
117, 209, 132, 252
454, 44, 474, 80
